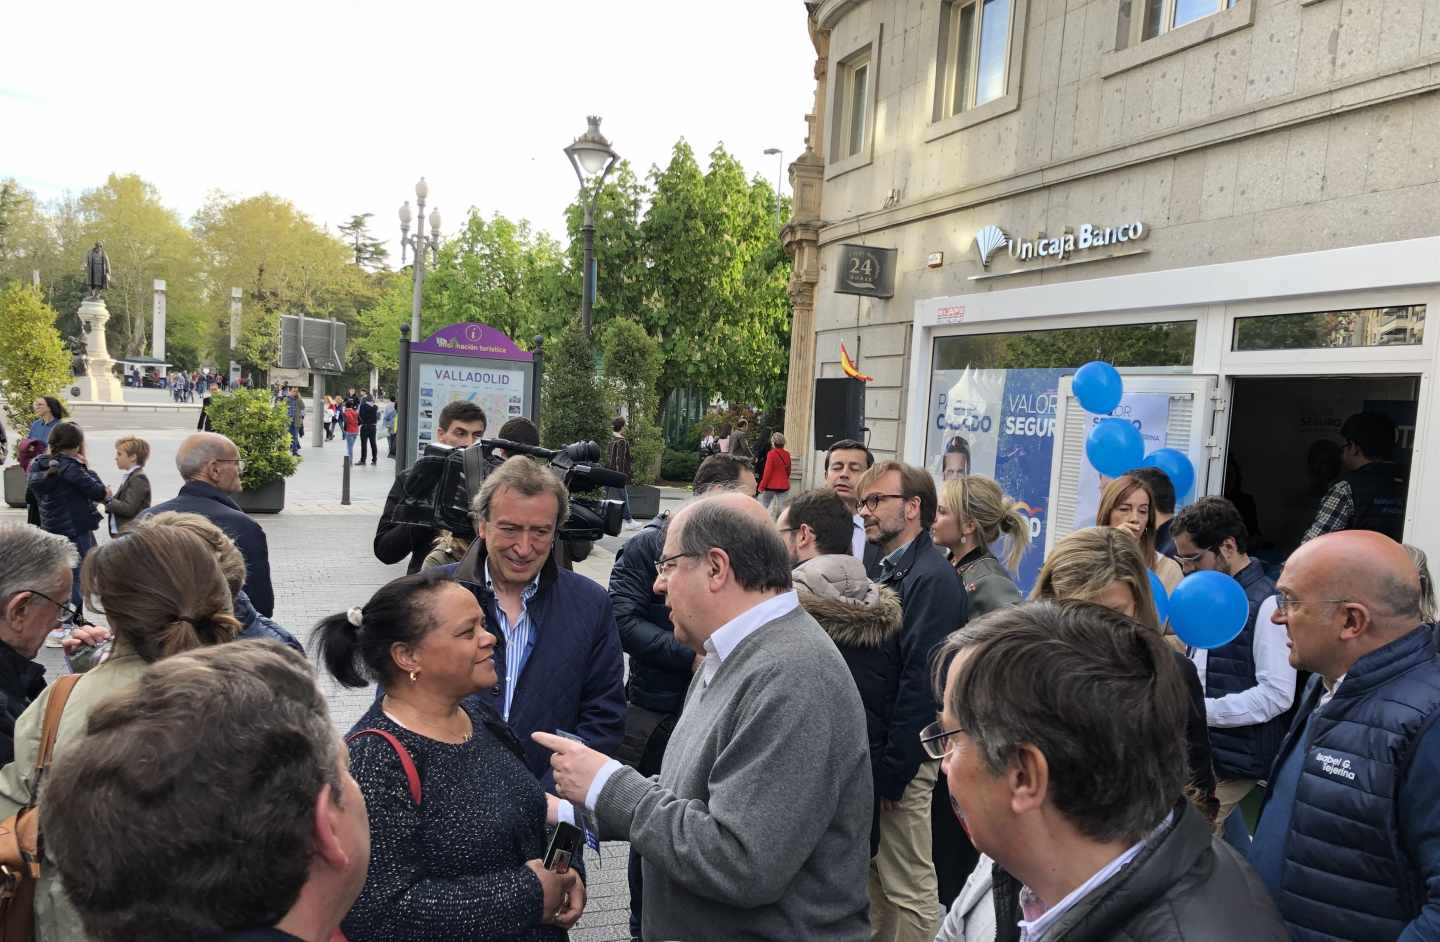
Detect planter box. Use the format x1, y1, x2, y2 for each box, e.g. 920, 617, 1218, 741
233, 478, 285, 515
3, 465, 27, 509
626, 484, 661, 520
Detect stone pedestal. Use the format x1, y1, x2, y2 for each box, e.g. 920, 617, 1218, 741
77, 298, 124, 402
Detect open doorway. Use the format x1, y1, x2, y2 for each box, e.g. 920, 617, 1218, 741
1224, 375, 1418, 567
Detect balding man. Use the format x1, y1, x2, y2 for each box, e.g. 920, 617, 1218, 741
146, 432, 273, 617
536, 493, 872, 941
0, 525, 78, 763
1249, 531, 1440, 941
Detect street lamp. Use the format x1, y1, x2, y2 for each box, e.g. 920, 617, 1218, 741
398, 177, 442, 342
564, 116, 619, 338
763, 148, 785, 230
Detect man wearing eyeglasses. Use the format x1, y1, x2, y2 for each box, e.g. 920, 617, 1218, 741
1249, 530, 1440, 942
1171, 496, 1295, 830
0, 525, 79, 763
856, 459, 968, 942
145, 432, 274, 618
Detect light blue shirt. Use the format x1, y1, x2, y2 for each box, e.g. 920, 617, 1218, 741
878, 536, 917, 578
584, 591, 802, 810
484, 560, 542, 724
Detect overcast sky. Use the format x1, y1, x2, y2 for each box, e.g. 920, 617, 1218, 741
2, 1, 816, 258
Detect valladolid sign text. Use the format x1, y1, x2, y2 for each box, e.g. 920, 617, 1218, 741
973, 221, 1147, 269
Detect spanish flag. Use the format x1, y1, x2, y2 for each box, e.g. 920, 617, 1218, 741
840, 342, 873, 382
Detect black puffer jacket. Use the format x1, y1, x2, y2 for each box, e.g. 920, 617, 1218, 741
794, 552, 902, 855
27, 454, 104, 539
608, 517, 693, 715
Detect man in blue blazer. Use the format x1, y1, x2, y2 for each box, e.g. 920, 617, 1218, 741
146, 433, 274, 618
440, 455, 625, 790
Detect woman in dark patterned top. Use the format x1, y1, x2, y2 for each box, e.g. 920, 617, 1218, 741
315, 570, 585, 941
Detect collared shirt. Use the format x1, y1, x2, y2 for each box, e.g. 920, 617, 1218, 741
1320, 672, 1347, 708
1190, 595, 1296, 727
484, 560, 542, 723
1017, 812, 1174, 940
585, 591, 801, 810
1302, 480, 1355, 542
851, 513, 867, 559
877, 536, 916, 580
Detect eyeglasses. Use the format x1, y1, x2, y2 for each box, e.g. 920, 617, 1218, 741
212, 457, 247, 472
17, 589, 78, 626
1272, 594, 1349, 615
920, 719, 964, 759
1173, 546, 1217, 569
655, 552, 697, 577
858, 493, 907, 512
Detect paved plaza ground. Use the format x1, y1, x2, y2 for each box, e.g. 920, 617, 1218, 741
1, 407, 678, 941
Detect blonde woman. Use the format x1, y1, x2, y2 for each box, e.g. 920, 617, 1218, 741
1097, 473, 1184, 594
932, 475, 1025, 618
1031, 526, 1218, 822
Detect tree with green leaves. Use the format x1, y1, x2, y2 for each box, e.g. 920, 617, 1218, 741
562, 161, 647, 335
337, 213, 390, 270
0, 284, 72, 458
541, 320, 611, 452
601, 318, 663, 484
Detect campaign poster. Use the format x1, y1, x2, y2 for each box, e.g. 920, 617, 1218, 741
1073, 392, 1173, 530
928, 367, 1065, 592
413, 364, 527, 453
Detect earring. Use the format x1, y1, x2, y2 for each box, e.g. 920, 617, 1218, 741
409, 670, 418, 683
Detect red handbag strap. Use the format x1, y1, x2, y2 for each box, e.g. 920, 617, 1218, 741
346, 728, 420, 805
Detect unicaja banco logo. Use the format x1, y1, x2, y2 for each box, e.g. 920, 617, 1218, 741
974, 225, 1009, 269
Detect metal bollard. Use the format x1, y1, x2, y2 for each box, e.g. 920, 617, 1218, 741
342, 455, 352, 506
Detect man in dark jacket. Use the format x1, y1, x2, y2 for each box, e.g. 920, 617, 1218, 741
374, 401, 486, 573
146, 433, 274, 618
606, 452, 755, 940
357, 394, 379, 466
856, 459, 969, 941
780, 488, 901, 856
1303, 410, 1407, 542
443, 456, 624, 791
0, 525, 78, 763
1250, 530, 1440, 941
1172, 496, 1295, 829
933, 601, 1288, 941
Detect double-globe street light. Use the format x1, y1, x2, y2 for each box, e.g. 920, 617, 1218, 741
398, 177, 442, 342
564, 116, 620, 338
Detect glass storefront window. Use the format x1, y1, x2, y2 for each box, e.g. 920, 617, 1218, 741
932, 320, 1197, 371
1232, 305, 1426, 352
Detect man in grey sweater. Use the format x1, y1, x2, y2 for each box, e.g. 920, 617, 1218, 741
535, 493, 873, 941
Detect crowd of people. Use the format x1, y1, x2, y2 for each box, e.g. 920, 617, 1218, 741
0, 394, 1434, 942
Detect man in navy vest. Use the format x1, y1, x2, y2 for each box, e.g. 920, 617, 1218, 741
1302, 411, 1406, 542
1250, 530, 1440, 941
1172, 496, 1296, 828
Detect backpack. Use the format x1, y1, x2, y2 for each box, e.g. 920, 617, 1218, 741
0, 674, 81, 941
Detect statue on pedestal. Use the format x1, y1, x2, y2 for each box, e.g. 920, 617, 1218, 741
85, 242, 110, 299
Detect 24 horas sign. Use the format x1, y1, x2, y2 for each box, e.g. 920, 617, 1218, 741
973, 221, 1147, 269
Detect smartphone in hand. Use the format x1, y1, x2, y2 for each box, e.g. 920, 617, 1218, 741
544, 822, 583, 873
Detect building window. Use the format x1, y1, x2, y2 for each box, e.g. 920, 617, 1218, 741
1232, 305, 1427, 352
835, 49, 871, 161
1121, 0, 1235, 44
938, 0, 1012, 118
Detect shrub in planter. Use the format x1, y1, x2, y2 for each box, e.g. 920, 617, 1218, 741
203, 389, 299, 492
661, 448, 700, 484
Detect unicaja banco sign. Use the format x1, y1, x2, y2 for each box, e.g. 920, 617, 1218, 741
973, 221, 1147, 269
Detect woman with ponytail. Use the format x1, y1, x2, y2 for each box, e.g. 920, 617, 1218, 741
933, 474, 1026, 618
0, 524, 240, 941
314, 571, 585, 941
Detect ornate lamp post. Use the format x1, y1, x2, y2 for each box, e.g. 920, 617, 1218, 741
563, 116, 619, 338
398, 177, 442, 342
764, 147, 785, 229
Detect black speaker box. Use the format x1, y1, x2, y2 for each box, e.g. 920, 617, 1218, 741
813, 378, 865, 452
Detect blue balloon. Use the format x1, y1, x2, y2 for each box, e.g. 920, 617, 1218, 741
1169, 571, 1249, 649
1143, 448, 1196, 502
1149, 570, 1170, 625
1074, 361, 1124, 415
1085, 418, 1145, 478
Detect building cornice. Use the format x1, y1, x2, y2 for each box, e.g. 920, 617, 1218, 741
815, 0, 867, 29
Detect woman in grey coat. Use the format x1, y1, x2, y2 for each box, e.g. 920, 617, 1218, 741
933, 475, 1027, 619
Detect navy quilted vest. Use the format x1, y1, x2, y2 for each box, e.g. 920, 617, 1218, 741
1204, 559, 1287, 779
1266, 624, 1440, 941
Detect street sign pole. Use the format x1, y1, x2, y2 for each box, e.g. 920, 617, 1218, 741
395, 325, 411, 477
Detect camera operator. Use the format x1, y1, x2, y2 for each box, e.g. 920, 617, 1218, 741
374, 401, 487, 573
606, 453, 757, 939
440, 455, 625, 793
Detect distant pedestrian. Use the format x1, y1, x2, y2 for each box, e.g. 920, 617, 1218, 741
727, 417, 753, 460
342, 401, 360, 461
383, 398, 397, 458
286, 387, 304, 457
756, 431, 791, 510
105, 436, 152, 535
22, 396, 65, 527
26, 421, 105, 635
358, 394, 379, 465
606, 416, 634, 527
